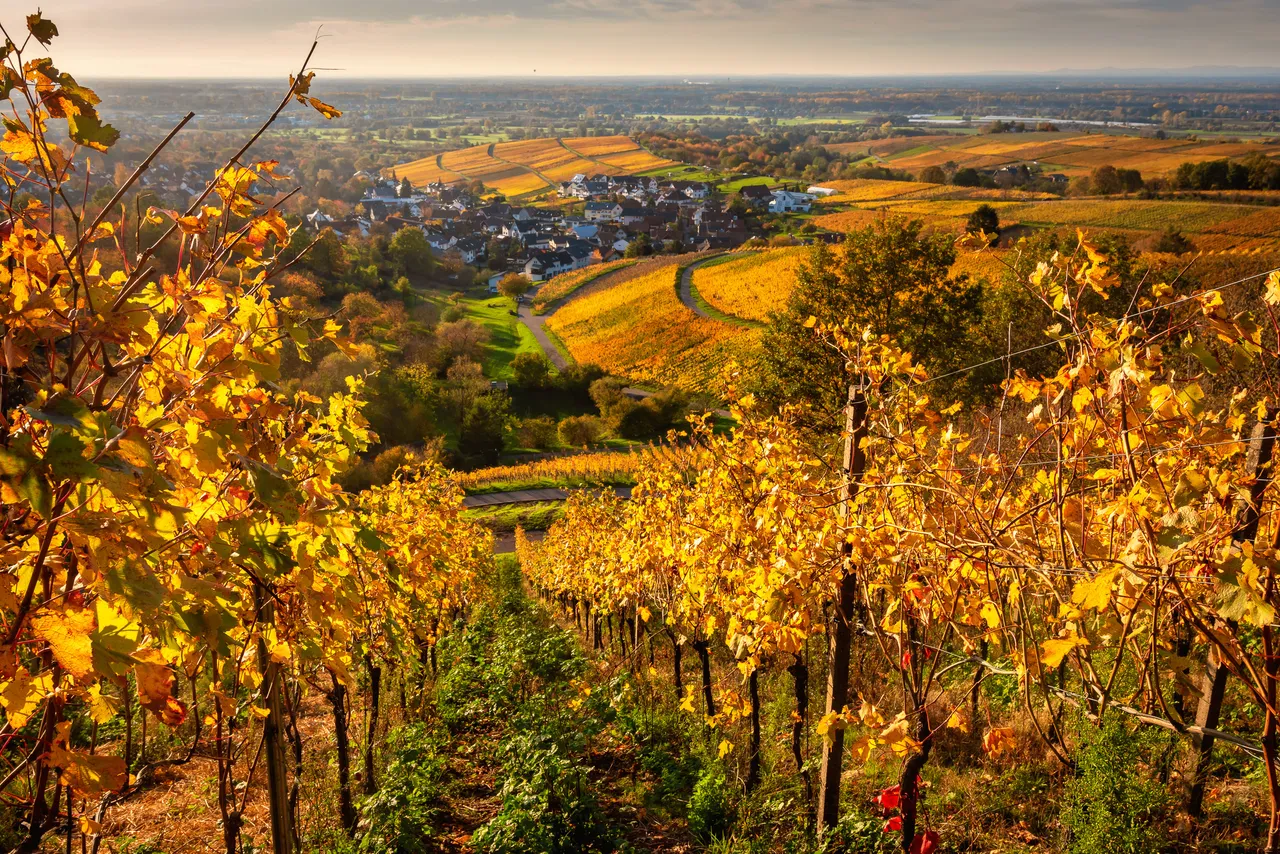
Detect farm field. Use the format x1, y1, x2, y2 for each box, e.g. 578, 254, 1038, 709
874, 131, 1280, 177
691, 247, 807, 323
391, 135, 677, 199
530, 258, 639, 313
810, 176, 1280, 253
693, 246, 1023, 324
545, 254, 762, 391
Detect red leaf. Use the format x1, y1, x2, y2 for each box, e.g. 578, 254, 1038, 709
882, 816, 902, 833
910, 830, 940, 854
876, 784, 901, 811
901, 650, 912, 669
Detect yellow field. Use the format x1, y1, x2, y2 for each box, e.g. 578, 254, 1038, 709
691, 248, 807, 323
389, 135, 673, 198
816, 179, 933, 202
394, 155, 457, 186
455, 450, 646, 492
815, 208, 966, 235
693, 246, 1016, 325
562, 135, 641, 157
530, 259, 638, 312
1001, 199, 1259, 232
545, 255, 761, 390
595, 150, 680, 172
880, 132, 1280, 178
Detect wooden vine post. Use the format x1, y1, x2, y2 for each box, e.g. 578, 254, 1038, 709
255, 583, 295, 854
1189, 407, 1276, 817
817, 380, 869, 834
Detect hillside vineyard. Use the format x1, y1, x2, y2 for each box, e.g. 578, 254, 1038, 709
6, 7, 1280, 854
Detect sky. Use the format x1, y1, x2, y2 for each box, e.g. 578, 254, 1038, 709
22, 0, 1280, 79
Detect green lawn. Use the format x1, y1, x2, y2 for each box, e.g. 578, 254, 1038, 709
434, 291, 543, 380
718, 175, 781, 194
636, 164, 724, 182
462, 501, 565, 532
776, 116, 869, 126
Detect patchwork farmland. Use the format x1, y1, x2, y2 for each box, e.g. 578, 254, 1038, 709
392, 135, 678, 199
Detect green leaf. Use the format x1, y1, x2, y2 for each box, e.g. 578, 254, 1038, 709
1214, 581, 1276, 628
89, 626, 139, 678
25, 13, 57, 46
242, 458, 297, 523
16, 467, 52, 518
1182, 337, 1220, 375
66, 112, 119, 153
104, 560, 167, 613
45, 432, 96, 481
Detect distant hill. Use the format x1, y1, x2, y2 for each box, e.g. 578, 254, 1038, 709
391, 136, 679, 199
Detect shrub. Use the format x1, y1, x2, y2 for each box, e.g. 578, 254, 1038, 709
1062, 714, 1171, 854
357, 724, 448, 853
514, 416, 557, 450
511, 352, 551, 389
470, 733, 613, 854
558, 415, 605, 447
687, 767, 733, 842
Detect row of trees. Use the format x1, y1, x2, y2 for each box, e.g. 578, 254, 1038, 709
520, 229, 1280, 851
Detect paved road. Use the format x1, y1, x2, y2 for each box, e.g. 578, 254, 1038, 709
464, 485, 633, 509
517, 295, 655, 402
517, 301, 568, 370
517, 272, 733, 418
677, 253, 725, 318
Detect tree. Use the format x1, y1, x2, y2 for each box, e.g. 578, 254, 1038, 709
753, 217, 984, 429
1152, 227, 1194, 254
558, 415, 605, 447
965, 204, 1000, 243
458, 393, 510, 467
388, 226, 434, 278
1090, 165, 1123, 195
306, 227, 347, 281
952, 167, 983, 187
624, 233, 653, 258
435, 319, 491, 369
918, 165, 947, 185
511, 352, 551, 389
498, 273, 531, 307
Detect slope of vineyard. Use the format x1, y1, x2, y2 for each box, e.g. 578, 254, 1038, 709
520, 245, 1280, 853
691, 247, 808, 323
545, 255, 761, 390
693, 245, 1018, 323
530, 258, 639, 313
880, 130, 1280, 177
393, 135, 676, 196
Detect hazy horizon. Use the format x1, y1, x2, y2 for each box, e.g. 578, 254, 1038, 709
22, 0, 1280, 80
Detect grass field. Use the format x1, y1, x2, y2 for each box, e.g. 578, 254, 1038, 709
434, 292, 544, 380
545, 254, 762, 392
462, 500, 564, 532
